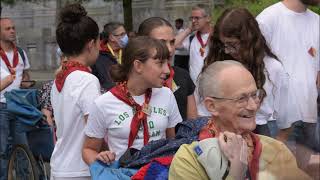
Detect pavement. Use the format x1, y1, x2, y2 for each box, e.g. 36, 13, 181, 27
29, 70, 55, 81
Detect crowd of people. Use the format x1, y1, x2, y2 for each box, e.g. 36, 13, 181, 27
0, 0, 319, 179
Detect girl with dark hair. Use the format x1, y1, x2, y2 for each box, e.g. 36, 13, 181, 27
138, 17, 198, 121
83, 36, 182, 165
91, 22, 128, 91
50, 3, 101, 179
204, 8, 289, 137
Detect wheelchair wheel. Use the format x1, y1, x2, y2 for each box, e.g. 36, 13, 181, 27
7, 144, 39, 180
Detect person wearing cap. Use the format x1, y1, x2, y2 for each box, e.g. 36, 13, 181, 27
169, 60, 311, 180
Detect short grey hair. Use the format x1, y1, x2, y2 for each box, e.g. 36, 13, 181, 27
192, 4, 212, 17
198, 60, 245, 99
102, 22, 125, 41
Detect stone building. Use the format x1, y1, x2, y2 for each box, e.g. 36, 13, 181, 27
1, 0, 219, 70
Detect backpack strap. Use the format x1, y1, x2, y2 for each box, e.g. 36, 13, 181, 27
17, 47, 26, 67
189, 33, 195, 50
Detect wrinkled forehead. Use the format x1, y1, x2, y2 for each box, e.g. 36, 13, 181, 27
219, 66, 257, 97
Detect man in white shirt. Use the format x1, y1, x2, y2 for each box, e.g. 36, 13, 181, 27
0, 17, 31, 180
174, 18, 189, 71
175, 4, 212, 116
257, 0, 320, 152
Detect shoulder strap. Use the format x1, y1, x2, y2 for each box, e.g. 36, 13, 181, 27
189, 33, 195, 50
17, 47, 26, 67
189, 34, 195, 43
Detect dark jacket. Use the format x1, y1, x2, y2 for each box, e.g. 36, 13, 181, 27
91, 51, 118, 91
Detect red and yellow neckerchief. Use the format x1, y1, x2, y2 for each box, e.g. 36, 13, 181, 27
0, 45, 19, 75
110, 82, 152, 148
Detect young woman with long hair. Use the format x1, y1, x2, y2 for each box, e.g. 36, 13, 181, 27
82, 36, 182, 165
138, 17, 198, 121
203, 7, 289, 137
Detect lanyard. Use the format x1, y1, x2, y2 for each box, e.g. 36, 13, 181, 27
196, 31, 209, 57
107, 43, 122, 64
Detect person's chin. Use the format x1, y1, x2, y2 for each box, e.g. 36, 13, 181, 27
239, 117, 256, 131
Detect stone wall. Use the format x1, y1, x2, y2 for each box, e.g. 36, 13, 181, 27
2, 0, 217, 70
2, 0, 123, 70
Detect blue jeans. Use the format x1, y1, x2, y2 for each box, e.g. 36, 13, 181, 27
267, 120, 279, 138
0, 103, 28, 180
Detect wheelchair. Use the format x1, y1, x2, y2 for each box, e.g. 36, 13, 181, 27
4, 83, 55, 180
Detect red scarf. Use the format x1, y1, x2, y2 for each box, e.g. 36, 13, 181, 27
55, 61, 91, 92
100, 40, 120, 54
199, 120, 262, 180
164, 64, 175, 90
100, 40, 109, 52
196, 31, 209, 57
110, 82, 152, 148
0, 45, 19, 74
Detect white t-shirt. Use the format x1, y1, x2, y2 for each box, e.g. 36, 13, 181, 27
50, 71, 101, 177
182, 32, 210, 84
85, 87, 182, 160
256, 56, 290, 129
0, 49, 30, 103
0, 65, 10, 84
257, 2, 320, 124
182, 32, 210, 116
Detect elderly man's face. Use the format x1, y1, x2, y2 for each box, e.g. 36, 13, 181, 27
212, 67, 259, 134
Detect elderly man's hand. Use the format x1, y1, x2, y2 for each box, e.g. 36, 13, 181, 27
218, 132, 248, 179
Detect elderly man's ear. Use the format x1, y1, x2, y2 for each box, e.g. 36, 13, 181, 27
204, 97, 219, 116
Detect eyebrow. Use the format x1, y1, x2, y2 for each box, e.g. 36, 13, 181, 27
238, 90, 257, 97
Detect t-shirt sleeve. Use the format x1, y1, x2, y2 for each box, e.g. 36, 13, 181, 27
85, 101, 108, 138
168, 90, 183, 128
273, 65, 292, 129
256, 10, 274, 45
78, 76, 101, 115
22, 50, 31, 70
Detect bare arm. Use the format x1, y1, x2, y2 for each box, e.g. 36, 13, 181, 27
20, 70, 34, 88
82, 136, 115, 165
41, 108, 54, 126
175, 27, 192, 48
0, 75, 15, 91
187, 94, 198, 120
22, 70, 30, 81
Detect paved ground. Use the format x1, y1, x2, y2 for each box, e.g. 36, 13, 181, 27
29, 70, 55, 81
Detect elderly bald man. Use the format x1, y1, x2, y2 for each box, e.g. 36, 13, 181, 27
169, 60, 311, 180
